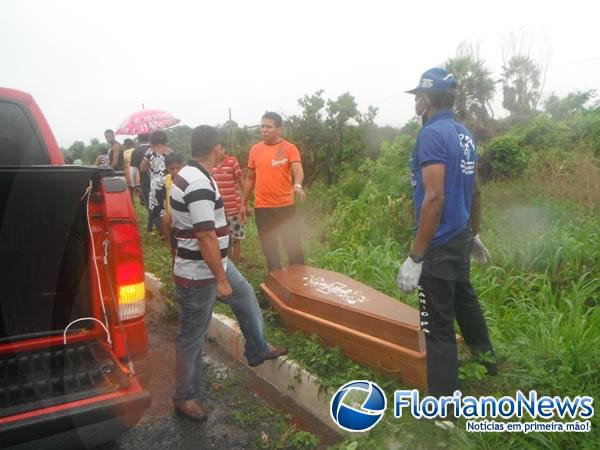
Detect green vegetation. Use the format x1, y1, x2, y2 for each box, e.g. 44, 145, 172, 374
133, 81, 599, 448
483, 136, 528, 179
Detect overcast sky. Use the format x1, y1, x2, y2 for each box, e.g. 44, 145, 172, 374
2, 0, 599, 148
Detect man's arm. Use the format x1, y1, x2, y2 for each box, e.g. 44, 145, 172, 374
470, 170, 482, 235
235, 177, 244, 207
233, 158, 244, 209
291, 161, 304, 186
140, 156, 149, 174
162, 213, 174, 254
291, 162, 305, 201
195, 229, 231, 298
240, 168, 256, 221
411, 163, 445, 257
110, 143, 122, 170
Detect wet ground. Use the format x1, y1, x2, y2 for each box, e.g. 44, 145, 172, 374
101, 299, 340, 450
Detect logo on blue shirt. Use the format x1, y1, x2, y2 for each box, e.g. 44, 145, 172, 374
459, 133, 476, 175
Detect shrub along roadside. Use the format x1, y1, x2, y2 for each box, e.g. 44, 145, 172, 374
478, 136, 528, 180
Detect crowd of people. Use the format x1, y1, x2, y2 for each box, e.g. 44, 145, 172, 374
98, 112, 304, 420
96, 68, 497, 426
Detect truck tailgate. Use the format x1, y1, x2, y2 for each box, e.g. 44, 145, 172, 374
0, 341, 150, 447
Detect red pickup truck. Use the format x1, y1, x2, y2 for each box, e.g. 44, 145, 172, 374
0, 87, 150, 448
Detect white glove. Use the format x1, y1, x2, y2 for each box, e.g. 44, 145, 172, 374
471, 235, 491, 265
397, 256, 423, 293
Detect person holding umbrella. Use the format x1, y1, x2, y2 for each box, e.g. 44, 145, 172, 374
141, 130, 173, 238
116, 107, 180, 225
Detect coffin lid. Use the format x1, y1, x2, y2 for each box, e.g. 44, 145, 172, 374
266, 265, 420, 328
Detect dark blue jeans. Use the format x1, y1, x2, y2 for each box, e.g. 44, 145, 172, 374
174, 262, 269, 401
224, 263, 269, 365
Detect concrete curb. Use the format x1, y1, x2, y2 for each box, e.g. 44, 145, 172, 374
144, 272, 339, 434
144, 272, 162, 302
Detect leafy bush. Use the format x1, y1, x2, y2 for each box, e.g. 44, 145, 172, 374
335, 168, 368, 200
286, 430, 320, 449
517, 113, 576, 150
368, 134, 414, 198
327, 182, 412, 249
578, 110, 600, 157
480, 136, 528, 179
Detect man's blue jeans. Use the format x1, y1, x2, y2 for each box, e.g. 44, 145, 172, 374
223, 263, 269, 366
174, 262, 269, 401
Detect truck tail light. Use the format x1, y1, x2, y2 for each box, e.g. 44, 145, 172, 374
110, 223, 145, 320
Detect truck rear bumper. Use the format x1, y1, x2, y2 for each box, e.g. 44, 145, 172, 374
1, 388, 150, 448
0, 341, 151, 448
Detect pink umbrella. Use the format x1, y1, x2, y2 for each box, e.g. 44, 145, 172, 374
116, 109, 180, 135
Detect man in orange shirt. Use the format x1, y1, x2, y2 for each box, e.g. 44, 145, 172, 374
241, 112, 305, 271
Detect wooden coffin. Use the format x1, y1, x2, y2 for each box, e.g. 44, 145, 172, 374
260, 265, 428, 390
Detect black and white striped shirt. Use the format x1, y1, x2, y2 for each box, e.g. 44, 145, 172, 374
170, 160, 229, 287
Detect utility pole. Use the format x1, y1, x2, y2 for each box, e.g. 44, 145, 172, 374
228, 107, 233, 152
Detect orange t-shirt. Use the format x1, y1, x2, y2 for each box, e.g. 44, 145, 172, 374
248, 139, 301, 208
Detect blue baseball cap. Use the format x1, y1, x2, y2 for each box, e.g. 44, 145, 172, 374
406, 67, 457, 94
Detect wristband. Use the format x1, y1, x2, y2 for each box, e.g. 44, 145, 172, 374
409, 253, 424, 264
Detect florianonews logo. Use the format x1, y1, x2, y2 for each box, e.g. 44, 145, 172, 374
330, 383, 594, 434
330, 380, 387, 432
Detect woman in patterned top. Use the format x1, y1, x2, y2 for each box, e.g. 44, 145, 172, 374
140, 130, 173, 238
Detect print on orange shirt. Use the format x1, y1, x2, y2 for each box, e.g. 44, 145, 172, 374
272, 146, 287, 167
248, 139, 301, 208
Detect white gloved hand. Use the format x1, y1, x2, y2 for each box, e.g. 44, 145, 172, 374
471, 235, 491, 265
397, 256, 423, 293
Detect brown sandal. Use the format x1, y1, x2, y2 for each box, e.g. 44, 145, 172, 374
174, 399, 208, 422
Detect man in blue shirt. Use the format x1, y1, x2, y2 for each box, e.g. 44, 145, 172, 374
397, 68, 496, 399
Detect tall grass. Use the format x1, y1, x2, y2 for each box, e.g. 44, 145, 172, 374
530, 152, 600, 212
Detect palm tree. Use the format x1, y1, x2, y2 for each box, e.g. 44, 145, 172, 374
501, 55, 542, 118
445, 43, 496, 140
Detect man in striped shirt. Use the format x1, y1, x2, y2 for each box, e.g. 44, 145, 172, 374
170, 125, 287, 422
212, 152, 244, 264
